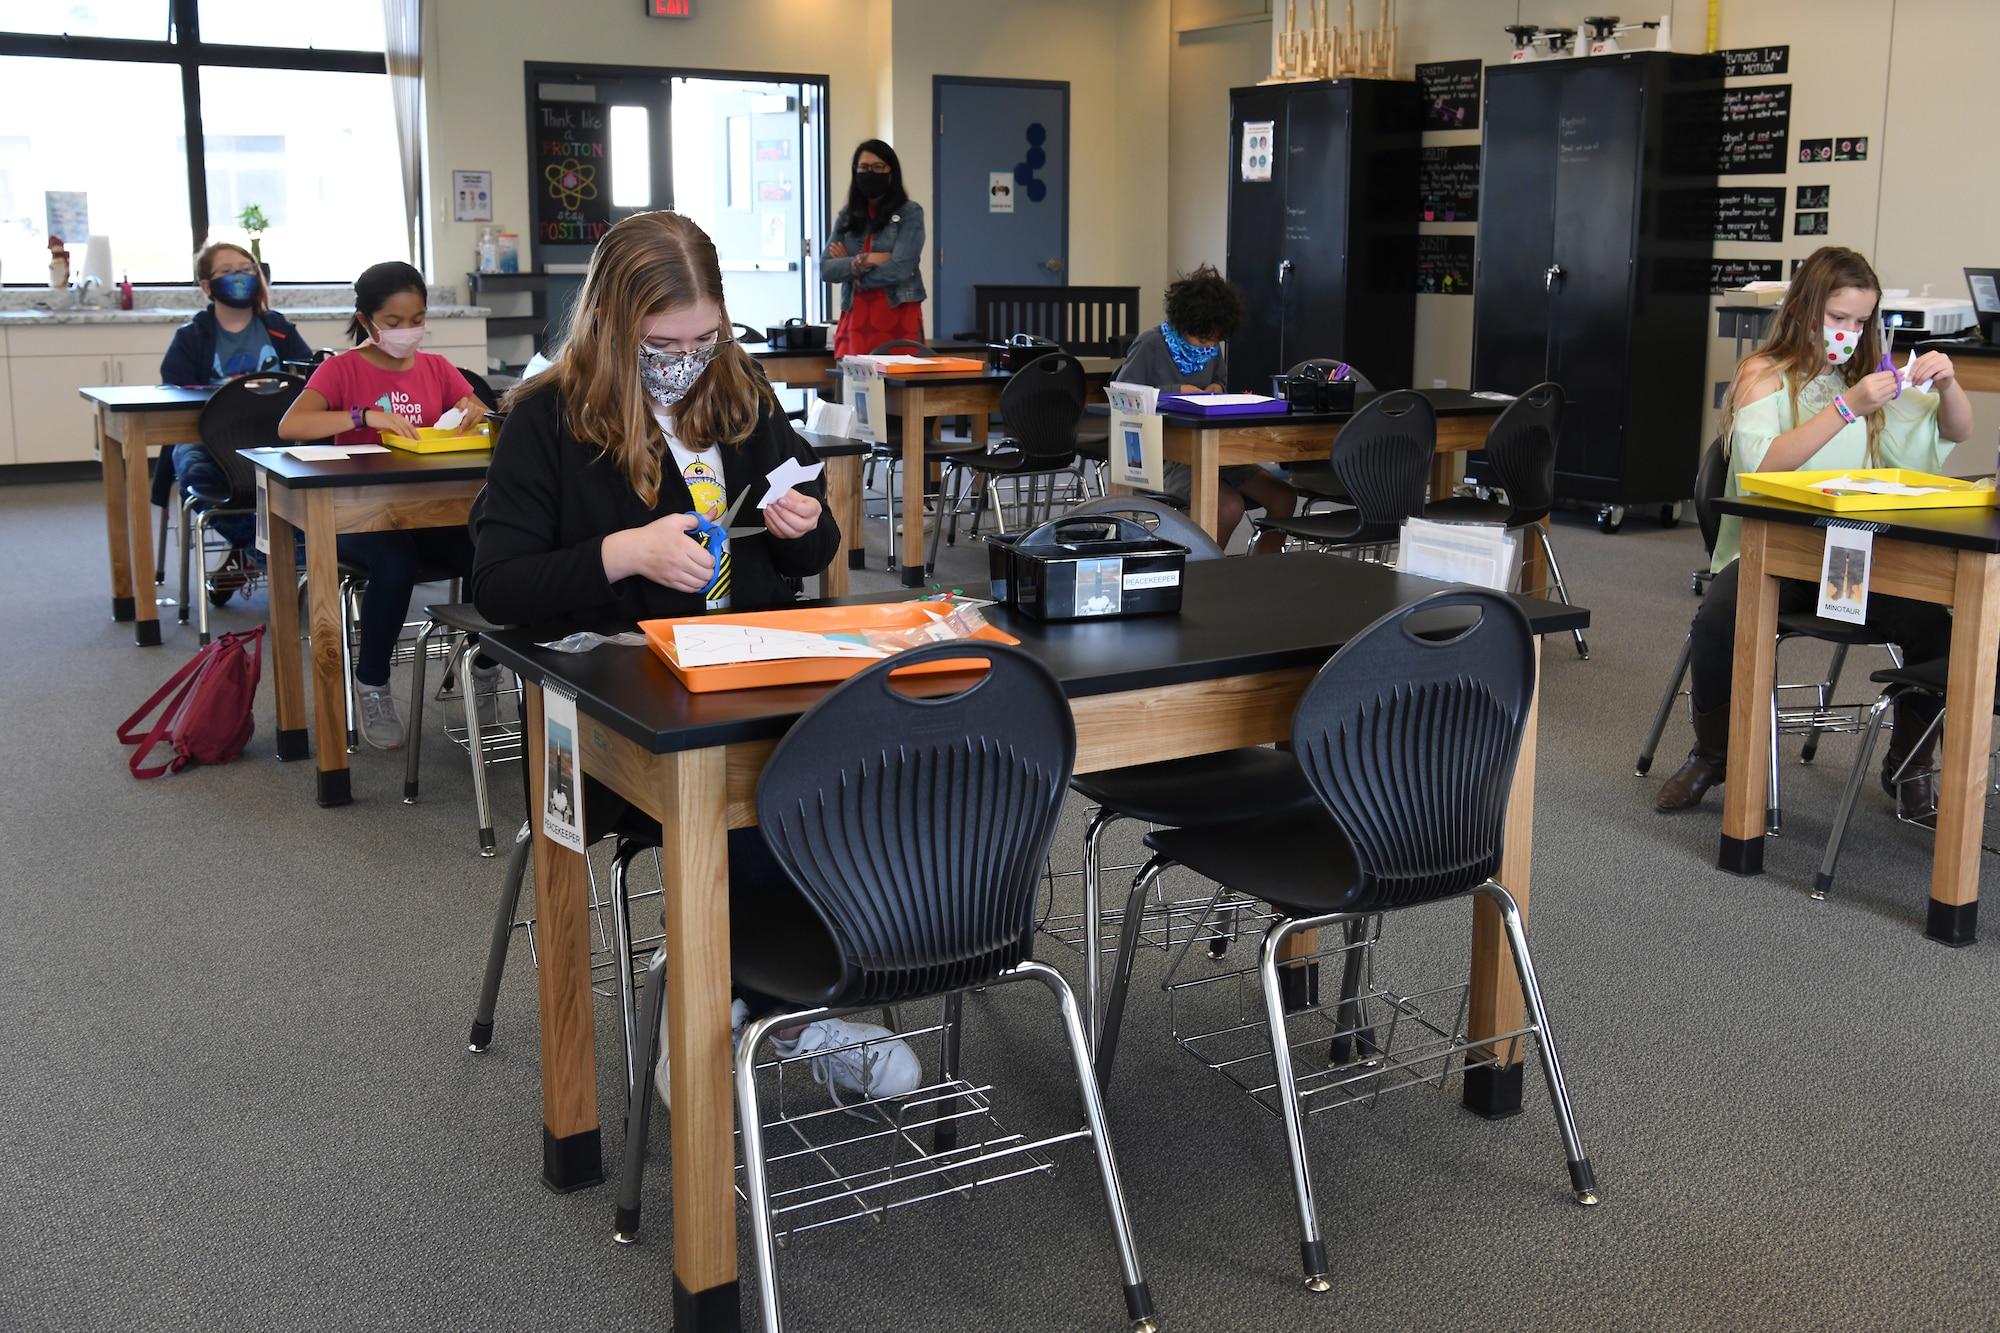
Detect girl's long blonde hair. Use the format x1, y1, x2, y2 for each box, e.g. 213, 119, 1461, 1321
1721, 245, 1885, 464
508, 211, 771, 506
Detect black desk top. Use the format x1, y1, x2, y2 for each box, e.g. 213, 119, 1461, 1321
243, 445, 492, 488
79, 385, 217, 410
796, 430, 871, 459
822, 358, 1123, 389
1713, 492, 2000, 554
479, 554, 1591, 755
1153, 388, 1506, 430
1914, 336, 2000, 360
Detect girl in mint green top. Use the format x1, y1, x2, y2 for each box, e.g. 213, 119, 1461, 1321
1656, 245, 1973, 816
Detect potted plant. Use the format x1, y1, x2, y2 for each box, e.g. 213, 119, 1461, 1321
237, 204, 270, 280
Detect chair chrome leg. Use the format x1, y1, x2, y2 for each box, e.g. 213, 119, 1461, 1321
613, 947, 668, 1245
1095, 855, 1166, 1086
1256, 919, 1331, 1291
1766, 691, 1782, 836
1636, 633, 1693, 776
1813, 692, 1892, 900
609, 840, 645, 1095
1537, 526, 1588, 659
1014, 960, 1159, 1332
403, 617, 441, 803
468, 822, 534, 1051
1080, 805, 1126, 1051
463, 652, 501, 856
1802, 642, 1850, 764
1480, 882, 1598, 1205
934, 991, 964, 1154
179, 495, 199, 629
1326, 918, 1378, 1067
736, 1008, 793, 1332
341, 580, 362, 753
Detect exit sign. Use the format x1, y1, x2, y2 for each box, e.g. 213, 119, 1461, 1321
646, 0, 691, 15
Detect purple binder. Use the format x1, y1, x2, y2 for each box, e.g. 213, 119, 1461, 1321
1155, 393, 1289, 418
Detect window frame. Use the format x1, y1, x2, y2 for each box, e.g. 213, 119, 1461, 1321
0, 0, 387, 281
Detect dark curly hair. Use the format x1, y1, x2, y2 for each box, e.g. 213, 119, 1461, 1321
1163, 265, 1246, 342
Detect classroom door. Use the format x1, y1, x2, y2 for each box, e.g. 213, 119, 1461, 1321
931, 78, 1069, 342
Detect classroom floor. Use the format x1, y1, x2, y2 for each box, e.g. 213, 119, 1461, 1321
4, 478, 1998, 1332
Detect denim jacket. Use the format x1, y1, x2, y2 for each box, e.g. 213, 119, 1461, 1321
819, 200, 927, 312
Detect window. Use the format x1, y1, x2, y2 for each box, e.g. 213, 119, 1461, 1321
0, 0, 392, 283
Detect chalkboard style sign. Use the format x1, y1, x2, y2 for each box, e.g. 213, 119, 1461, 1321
1419, 146, 1479, 222
1710, 258, 1783, 293
1665, 84, 1790, 175
1718, 45, 1788, 77
1416, 234, 1473, 294
1416, 60, 1481, 131
535, 100, 611, 245
1661, 187, 1785, 244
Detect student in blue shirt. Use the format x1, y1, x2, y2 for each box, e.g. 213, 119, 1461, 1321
159, 242, 315, 557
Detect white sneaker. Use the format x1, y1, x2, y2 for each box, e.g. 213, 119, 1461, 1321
469, 660, 505, 728
357, 687, 405, 750
654, 998, 750, 1110
774, 1019, 924, 1108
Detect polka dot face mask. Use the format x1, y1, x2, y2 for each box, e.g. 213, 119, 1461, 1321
1822, 324, 1863, 367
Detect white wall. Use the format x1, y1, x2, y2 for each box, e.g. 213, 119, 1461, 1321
1167, 3, 1271, 292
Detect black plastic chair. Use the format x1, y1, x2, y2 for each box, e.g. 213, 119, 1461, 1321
1097, 589, 1598, 1292
1423, 383, 1588, 658
1045, 496, 1318, 1043
458, 367, 502, 410
182, 373, 307, 643
613, 642, 1157, 1333
404, 602, 521, 855
1635, 436, 1897, 832
1252, 389, 1436, 554
931, 351, 1090, 567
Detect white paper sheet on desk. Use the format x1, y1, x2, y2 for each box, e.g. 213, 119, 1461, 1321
1168, 393, 1278, 406
1471, 391, 1517, 401
1813, 475, 1956, 496
760, 457, 824, 507
432, 406, 467, 430
671, 624, 886, 667
285, 444, 389, 461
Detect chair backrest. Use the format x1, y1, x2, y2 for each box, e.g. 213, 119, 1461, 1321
1284, 359, 1376, 394
999, 351, 1088, 461
870, 338, 936, 357
1476, 381, 1565, 526
1694, 436, 1728, 558
1061, 494, 1224, 559
755, 641, 1076, 1005
1292, 588, 1535, 912
1329, 389, 1437, 544
459, 367, 501, 410
197, 372, 308, 502
971, 285, 1141, 356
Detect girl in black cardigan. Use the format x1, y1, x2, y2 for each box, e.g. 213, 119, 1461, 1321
470, 210, 920, 1110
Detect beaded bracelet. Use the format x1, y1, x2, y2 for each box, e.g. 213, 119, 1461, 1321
1831, 395, 1857, 425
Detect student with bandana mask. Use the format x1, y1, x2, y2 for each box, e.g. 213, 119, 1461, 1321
822, 140, 926, 356
1656, 246, 1972, 816
158, 242, 316, 554
276, 261, 490, 750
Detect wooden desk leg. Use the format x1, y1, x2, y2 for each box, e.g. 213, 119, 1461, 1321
1466, 635, 1541, 1118
523, 683, 604, 1191
1427, 450, 1457, 503
1719, 520, 1779, 874
99, 413, 137, 626
822, 454, 856, 597
266, 506, 311, 762
1190, 428, 1221, 541
658, 746, 741, 1328
303, 491, 351, 806
899, 384, 928, 588
125, 433, 161, 645
1926, 550, 2000, 945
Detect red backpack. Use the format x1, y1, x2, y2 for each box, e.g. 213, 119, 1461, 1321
116, 626, 265, 778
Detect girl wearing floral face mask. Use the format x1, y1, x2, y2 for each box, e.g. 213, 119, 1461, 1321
276, 261, 491, 750
470, 209, 836, 629
1656, 245, 1973, 817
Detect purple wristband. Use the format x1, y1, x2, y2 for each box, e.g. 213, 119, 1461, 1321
350, 406, 367, 430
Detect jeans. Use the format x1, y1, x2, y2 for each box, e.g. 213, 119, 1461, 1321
172, 443, 256, 548
337, 527, 475, 687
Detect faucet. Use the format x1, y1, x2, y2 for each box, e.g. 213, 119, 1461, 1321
70, 275, 102, 310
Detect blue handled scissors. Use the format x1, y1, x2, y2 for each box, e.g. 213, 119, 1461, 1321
688, 486, 764, 546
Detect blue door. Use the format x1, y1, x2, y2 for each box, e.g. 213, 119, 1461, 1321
931, 78, 1069, 342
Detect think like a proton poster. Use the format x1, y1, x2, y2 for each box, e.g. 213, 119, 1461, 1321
536, 101, 611, 245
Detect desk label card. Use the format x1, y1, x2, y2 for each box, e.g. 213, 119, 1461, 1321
254, 470, 270, 557
841, 356, 882, 445
1819, 526, 1872, 625
541, 682, 586, 853
1106, 380, 1163, 492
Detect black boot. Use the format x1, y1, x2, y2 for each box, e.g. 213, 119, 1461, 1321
1881, 693, 1941, 821
1657, 704, 1729, 811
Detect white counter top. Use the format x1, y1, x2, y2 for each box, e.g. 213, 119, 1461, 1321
0, 304, 489, 326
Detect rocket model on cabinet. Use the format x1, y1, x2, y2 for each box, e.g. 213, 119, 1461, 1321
1471, 49, 1719, 532
1226, 78, 1421, 393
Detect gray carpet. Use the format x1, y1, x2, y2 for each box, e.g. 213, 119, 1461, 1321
4, 478, 1998, 1332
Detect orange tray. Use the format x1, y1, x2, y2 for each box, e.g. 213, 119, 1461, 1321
640, 603, 1019, 693
877, 356, 986, 375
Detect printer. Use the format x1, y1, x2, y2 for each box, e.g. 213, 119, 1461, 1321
1880, 291, 1977, 338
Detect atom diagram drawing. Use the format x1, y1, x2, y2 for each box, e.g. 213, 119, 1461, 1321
545, 159, 598, 210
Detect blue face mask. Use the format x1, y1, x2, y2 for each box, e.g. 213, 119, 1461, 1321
212, 270, 259, 308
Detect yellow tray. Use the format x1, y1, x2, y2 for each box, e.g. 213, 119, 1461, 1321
1737, 468, 1997, 513
381, 422, 493, 453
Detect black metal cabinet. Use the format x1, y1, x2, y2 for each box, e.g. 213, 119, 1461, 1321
1226, 79, 1420, 392
1472, 52, 1716, 521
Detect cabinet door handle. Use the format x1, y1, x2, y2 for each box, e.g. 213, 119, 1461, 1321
1545, 263, 1565, 291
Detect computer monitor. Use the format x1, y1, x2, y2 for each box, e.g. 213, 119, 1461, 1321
1967, 267, 2000, 343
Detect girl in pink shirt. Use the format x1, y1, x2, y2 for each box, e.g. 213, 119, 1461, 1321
278, 262, 491, 750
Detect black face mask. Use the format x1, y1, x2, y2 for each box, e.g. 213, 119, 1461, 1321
855, 171, 890, 201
